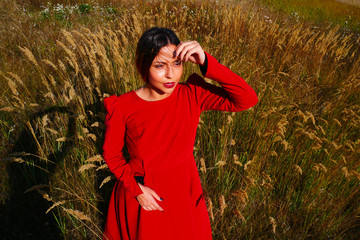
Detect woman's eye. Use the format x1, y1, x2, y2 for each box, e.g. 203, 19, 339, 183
174, 61, 181, 66
155, 64, 163, 68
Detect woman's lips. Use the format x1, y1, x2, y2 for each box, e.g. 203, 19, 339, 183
163, 82, 175, 88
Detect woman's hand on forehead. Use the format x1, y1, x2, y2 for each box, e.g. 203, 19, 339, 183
173, 41, 206, 66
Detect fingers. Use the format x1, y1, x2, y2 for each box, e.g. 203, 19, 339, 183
136, 185, 164, 212
151, 201, 164, 212
140, 197, 164, 212
174, 41, 196, 60
151, 189, 163, 202
174, 41, 205, 65
142, 201, 163, 212
146, 190, 164, 211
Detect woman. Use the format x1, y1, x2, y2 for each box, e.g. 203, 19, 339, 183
102, 27, 258, 240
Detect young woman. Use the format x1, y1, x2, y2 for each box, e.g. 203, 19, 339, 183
102, 27, 258, 240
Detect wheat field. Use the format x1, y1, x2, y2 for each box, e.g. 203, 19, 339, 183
0, 0, 359, 239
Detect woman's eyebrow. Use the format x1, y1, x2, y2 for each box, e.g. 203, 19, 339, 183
153, 60, 166, 64
153, 59, 180, 64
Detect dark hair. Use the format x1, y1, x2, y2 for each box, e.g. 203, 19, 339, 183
135, 27, 180, 81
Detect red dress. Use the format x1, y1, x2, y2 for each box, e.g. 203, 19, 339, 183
102, 52, 258, 240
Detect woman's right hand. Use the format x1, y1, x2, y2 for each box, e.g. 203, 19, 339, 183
136, 183, 164, 211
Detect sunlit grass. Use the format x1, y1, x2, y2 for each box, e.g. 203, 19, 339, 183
1, 0, 359, 239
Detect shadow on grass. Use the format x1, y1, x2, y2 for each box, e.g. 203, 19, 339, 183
0, 101, 109, 240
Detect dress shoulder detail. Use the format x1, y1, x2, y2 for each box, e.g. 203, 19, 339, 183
104, 95, 118, 115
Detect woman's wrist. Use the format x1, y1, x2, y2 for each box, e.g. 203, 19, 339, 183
199, 52, 208, 76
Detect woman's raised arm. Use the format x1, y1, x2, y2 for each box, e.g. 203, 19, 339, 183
187, 51, 258, 112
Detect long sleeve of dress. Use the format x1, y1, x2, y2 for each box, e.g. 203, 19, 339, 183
102, 96, 143, 198
187, 52, 258, 112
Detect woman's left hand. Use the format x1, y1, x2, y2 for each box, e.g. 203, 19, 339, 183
174, 41, 206, 66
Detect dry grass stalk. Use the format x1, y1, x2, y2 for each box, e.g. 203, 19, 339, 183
82, 128, 89, 134
206, 196, 214, 221
19, 46, 39, 67
234, 209, 245, 222
219, 195, 227, 216
68, 86, 77, 101
80, 72, 92, 91
334, 118, 342, 127
261, 181, 274, 189
7, 72, 24, 86
99, 175, 114, 189
200, 157, 207, 173
42, 114, 49, 127
227, 115, 233, 124
91, 122, 100, 127
269, 217, 277, 234
306, 111, 316, 125
233, 154, 243, 166
270, 151, 278, 157
262, 173, 272, 182
243, 176, 255, 186
342, 167, 350, 179
78, 164, 97, 173
7, 78, 18, 96
42, 59, 58, 71
44, 92, 55, 103
350, 170, 360, 180
216, 160, 226, 167
56, 40, 79, 74
96, 164, 108, 171
281, 140, 290, 151
63, 208, 91, 221
36, 189, 53, 202
0, 107, 15, 112
57, 59, 67, 73
62, 30, 77, 49
87, 133, 97, 141
29, 103, 40, 108
77, 115, 86, 121
56, 137, 67, 142
85, 155, 103, 163
46, 200, 66, 214
232, 189, 249, 205
293, 164, 303, 175
0, 157, 25, 163
12, 95, 25, 109
46, 128, 59, 135
26, 121, 46, 158
244, 160, 252, 171
313, 163, 327, 173
24, 184, 49, 194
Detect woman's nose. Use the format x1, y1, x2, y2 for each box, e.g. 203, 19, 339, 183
165, 66, 174, 78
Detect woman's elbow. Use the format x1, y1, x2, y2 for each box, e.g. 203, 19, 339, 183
235, 93, 258, 111
248, 92, 258, 108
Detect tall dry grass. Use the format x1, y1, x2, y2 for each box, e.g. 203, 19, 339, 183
0, 0, 359, 239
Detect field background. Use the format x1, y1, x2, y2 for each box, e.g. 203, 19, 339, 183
1, 0, 359, 239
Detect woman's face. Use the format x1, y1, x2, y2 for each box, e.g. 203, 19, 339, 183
146, 44, 183, 100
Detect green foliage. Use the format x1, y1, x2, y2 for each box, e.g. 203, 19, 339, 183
78, 3, 92, 14
261, 0, 360, 32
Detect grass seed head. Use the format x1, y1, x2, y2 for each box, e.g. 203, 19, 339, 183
269, 217, 277, 234
99, 175, 114, 189
219, 195, 227, 216
63, 208, 91, 221
293, 164, 303, 175
200, 157, 207, 173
